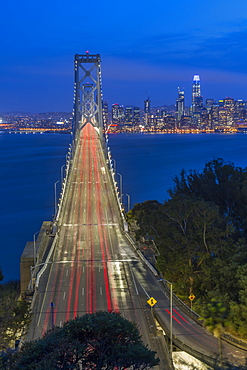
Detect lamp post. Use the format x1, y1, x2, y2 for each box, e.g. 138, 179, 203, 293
54, 180, 59, 216
117, 173, 123, 201
167, 280, 173, 355
126, 193, 131, 212
111, 158, 116, 172
33, 231, 39, 265
61, 164, 65, 184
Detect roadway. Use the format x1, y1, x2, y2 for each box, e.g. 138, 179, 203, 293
27, 122, 170, 368
27, 122, 247, 369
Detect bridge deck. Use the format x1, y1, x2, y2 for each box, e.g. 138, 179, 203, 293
27, 123, 246, 368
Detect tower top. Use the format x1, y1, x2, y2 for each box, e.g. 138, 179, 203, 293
193, 75, 200, 82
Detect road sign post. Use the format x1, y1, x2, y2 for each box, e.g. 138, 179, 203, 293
147, 297, 157, 315
188, 294, 195, 309
147, 297, 157, 307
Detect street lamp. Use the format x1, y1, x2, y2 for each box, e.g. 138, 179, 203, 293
61, 164, 65, 184
167, 280, 173, 355
111, 158, 116, 172
126, 193, 131, 212
33, 231, 39, 264
54, 180, 59, 216
117, 173, 123, 201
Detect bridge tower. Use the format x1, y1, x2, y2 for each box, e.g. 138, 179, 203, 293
73, 53, 104, 140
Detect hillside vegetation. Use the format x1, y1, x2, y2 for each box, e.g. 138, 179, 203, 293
0, 278, 31, 349
127, 159, 247, 338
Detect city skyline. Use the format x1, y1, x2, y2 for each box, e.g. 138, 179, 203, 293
1, 0, 247, 112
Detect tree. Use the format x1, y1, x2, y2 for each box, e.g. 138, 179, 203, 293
0, 280, 31, 349
200, 298, 228, 366
156, 195, 229, 296
3, 311, 159, 369
168, 158, 247, 236
227, 264, 247, 338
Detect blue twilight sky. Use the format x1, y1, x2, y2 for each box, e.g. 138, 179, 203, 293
1, 0, 247, 112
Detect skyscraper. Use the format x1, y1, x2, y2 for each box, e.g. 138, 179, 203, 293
234, 100, 246, 121
125, 107, 133, 125
176, 87, 185, 124
133, 107, 141, 126
144, 97, 151, 126
112, 103, 124, 125
223, 97, 234, 126
192, 75, 201, 113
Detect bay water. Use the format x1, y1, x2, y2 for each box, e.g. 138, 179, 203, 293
1, 131, 247, 281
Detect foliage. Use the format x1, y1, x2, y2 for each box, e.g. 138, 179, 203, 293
130, 196, 231, 297
127, 159, 247, 338
200, 298, 228, 335
227, 264, 247, 337
0, 280, 31, 349
168, 158, 247, 236
200, 298, 229, 366
3, 311, 159, 369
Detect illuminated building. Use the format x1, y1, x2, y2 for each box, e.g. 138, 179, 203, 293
210, 104, 219, 129
205, 99, 215, 113
164, 114, 176, 129
112, 103, 121, 125
234, 100, 246, 121
218, 107, 229, 127
223, 97, 234, 126
155, 109, 164, 128
148, 114, 155, 126
133, 107, 140, 126
191, 75, 203, 126
180, 115, 191, 128
125, 107, 133, 125
200, 107, 209, 128
144, 97, 151, 126
176, 87, 185, 126
192, 75, 201, 113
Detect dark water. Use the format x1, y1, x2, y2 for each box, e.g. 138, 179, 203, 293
1, 132, 247, 281
0, 133, 72, 282
109, 132, 247, 207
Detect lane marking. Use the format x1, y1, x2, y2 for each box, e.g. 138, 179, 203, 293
128, 262, 139, 295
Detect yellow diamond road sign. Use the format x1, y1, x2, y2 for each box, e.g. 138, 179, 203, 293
147, 297, 157, 307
